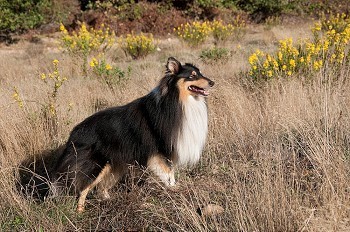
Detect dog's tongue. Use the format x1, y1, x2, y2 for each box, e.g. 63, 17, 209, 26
189, 86, 209, 96
199, 89, 209, 96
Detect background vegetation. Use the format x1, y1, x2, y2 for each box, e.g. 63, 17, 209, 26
0, 0, 350, 231
1, 0, 350, 41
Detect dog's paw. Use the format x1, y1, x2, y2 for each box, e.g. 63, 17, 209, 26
77, 204, 85, 213
168, 176, 176, 187
97, 189, 111, 200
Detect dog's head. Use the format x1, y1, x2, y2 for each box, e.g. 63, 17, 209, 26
160, 57, 214, 100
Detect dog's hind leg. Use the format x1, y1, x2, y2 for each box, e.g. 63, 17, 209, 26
77, 164, 112, 213
147, 154, 175, 187
97, 165, 126, 200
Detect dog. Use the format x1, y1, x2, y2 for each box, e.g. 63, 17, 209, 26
53, 57, 215, 212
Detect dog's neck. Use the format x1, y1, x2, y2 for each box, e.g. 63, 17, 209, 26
175, 96, 208, 167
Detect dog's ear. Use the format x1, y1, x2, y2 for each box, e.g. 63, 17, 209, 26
166, 57, 181, 75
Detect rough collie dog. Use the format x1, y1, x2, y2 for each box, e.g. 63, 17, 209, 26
54, 57, 214, 212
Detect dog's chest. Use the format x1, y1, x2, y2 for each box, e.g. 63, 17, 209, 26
176, 96, 208, 167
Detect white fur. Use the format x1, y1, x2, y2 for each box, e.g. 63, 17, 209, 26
149, 164, 176, 186
176, 96, 208, 167
147, 156, 176, 186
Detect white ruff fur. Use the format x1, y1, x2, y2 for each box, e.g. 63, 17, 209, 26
176, 96, 208, 167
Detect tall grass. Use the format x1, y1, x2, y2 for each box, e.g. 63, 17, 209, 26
0, 27, 350, 231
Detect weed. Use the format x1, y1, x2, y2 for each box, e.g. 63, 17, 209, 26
1, 215, 26, 231
12, 86, 24, 108
40, 59, 68, 117
89, 55, 127, 91
39, 59, 68, 141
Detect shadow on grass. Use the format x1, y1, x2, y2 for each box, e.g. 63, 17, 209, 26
16, 145, 65, 201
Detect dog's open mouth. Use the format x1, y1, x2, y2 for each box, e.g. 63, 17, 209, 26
188, 85, 209, 96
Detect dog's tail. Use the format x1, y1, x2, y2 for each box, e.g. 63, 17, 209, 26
52, 143, 110, 195
16, 145, 65, 200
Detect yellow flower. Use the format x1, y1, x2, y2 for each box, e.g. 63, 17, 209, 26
267, 70, 273, 77
313, 22, 322, 31
248, 53, 258, 65
263, 60, 269, 69
59, 23, 67, 33
105, 64, 112, 70
53, 59, 59, 65
313, 60, 323, 70
41, 73, 46, 80
289, 59, 296, 68
287, 71, 292, 76
49, 104, 56, 116
278, 51, 283, 61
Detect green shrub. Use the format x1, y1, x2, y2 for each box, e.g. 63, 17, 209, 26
0, 0, 51, 33
86, 0, 144, 21
200, 47, 231, 64
234, 0, 292, 22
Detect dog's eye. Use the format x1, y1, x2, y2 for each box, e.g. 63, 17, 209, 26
189, 71, 197, 79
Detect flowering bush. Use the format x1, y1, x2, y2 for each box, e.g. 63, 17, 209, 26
313, 13, 350, 64
174, 19, 246, 46
60, 23, 115, 75
118, 33, 156, 59
248, 39, 301, 79
248, 13, 350, 80
211, 20, 235, 44
89, 56, 127, 91
174, 21, 213, 46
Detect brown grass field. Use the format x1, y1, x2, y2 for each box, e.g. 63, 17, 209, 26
0, 20, 350, 231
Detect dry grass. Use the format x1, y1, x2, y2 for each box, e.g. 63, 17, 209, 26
0, 22, 350, 231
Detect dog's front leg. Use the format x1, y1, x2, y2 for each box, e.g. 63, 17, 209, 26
147, 155, 175, 186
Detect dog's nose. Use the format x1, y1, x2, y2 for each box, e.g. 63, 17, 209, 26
209, 80, 215, 87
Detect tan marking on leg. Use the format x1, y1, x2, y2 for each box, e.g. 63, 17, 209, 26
77, 164, 112, 213
97, 165, 126, 200
147, 155, 175, 186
